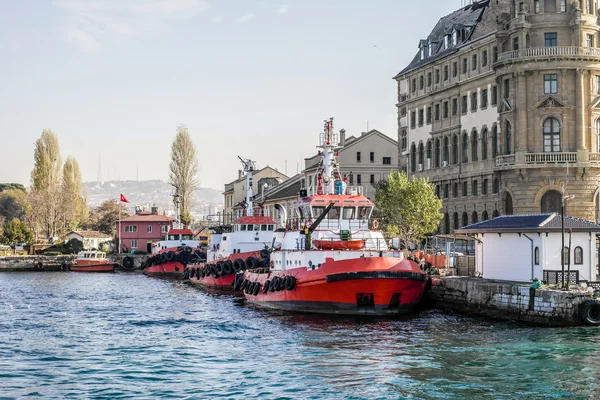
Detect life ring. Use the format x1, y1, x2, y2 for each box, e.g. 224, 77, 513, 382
372, 219, 379, 230
580, 300, 600, 325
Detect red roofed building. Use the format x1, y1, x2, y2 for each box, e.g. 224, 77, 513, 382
116, 211, 174, 253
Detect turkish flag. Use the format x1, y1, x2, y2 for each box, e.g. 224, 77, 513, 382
120, 193, 130, 203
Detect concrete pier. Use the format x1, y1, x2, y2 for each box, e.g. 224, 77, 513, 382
428, 276, 595, 326
0, 254, 148, 271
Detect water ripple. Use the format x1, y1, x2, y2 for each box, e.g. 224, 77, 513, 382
0, 273, 599, 399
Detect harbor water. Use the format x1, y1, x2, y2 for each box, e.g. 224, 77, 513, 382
1, 272, 600, 399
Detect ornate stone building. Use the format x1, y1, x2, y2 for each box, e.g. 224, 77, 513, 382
396, 0, 600, 233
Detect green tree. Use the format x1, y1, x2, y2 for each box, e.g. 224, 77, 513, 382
1, 218, 33, 245
85, 199, 129, 235
64, 238, 84, 254
0, 183, 26, 192
0, 189, 27, 222
374, 171, 443, 250
168, 124, 199, 224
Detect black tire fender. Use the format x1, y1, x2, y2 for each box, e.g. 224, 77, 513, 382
122, 256, 134, 269
245, 256, 258, 270
223, 260, 234, 275
285, 276, 297, 291
580, 300, 600, 326
263, 280, 271, 293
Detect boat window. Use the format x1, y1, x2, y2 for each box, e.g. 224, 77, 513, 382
182, 234, 193, 240
254, 225, 260, 231
358, 207, 371, 219
90, 253, 96, 259
261, 224, 267, 231
327, 207, 341, 219
268, 225, 274, 231
312, 206, 326, 217
342, 207, 356, 219
241, 224, 247, 231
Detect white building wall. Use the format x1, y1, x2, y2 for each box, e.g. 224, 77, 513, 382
460, 83, 499, 131
543, 232, 596, 282
478, 233, 542, 282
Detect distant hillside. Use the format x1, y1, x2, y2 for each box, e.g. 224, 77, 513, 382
83, 180, 223, 218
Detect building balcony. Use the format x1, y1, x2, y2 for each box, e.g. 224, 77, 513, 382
495, 152, 599, 169
495, 46, 600, 65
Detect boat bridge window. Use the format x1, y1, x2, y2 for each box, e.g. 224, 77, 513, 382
312, 206, 326, 218
90, 253, 96, 259
182, 234, 193, 240
240, 225, 247, 231
254, 225, 260, 231
327, 207, 341, 219
342, 207, 356, 219
268, 225, 274, 231
358, 207, 371, 220
261, 224, 268, 231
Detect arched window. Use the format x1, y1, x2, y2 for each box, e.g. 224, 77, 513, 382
462, 212, 469, 227
471, 130, 479, 162
595, 118, 600, 152
452, 134, 459, 164
493, 178, 499, 194
492, 124, 498, 158
444, 213, 450, 234
471, 211, 478, 223
462, 132, 469, 163
492, 210, 499, 218
426, 140, 432, 166
562, 247, 569, 265
482, 128, 488, 160
543, 117, 561, 153
482, 210, 489, 221
453, 182, 458, 197
443, 137, 450, 163
435, 138, 441, 168
505, 121, 512, 155
453, 212, 459, 230
503, 192, 513, 215
574, 246, 583, 265
541, 190, 562, 213
410, 143, 417, 172
534, 247, 540, 265
418, 142, 424, 166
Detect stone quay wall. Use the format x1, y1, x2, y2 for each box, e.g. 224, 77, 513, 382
428, 276, 594, 326
0, 254, 149, 271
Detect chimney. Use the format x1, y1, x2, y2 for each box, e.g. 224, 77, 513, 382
238, 170, 243, 180
339, 129, 346, 147
151, 205, 158, 215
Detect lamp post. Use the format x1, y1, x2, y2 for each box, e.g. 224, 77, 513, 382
561, 193, 575, 288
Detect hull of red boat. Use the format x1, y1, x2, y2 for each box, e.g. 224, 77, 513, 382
242, 257, 427, 315
143, 261, 185, 279
187, 250, 265, 290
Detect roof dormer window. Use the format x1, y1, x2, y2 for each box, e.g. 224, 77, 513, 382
452, 30, 458, 45
444, 35, 449, 49
420, 46, 425, 60
428, 43, 433, 57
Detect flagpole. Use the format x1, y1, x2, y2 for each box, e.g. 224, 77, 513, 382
118, 196, 121, 255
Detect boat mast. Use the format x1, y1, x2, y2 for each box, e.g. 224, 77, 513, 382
319, 118, 338, 195
238, 157, 256, 217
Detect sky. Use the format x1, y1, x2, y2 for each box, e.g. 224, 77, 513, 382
0, 0, 464, 190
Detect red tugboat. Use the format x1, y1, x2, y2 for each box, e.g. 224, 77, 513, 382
239, 118, 427, 315
71, 251, 115, 272
143, 198, 204, 279
186, 158, 275, 289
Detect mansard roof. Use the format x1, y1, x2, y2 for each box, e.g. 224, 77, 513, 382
394, 0, 494, 78
455, 214, 600, 234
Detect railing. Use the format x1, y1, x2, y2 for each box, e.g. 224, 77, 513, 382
525, 152, 577, 164
497, 46, 600, 63
589, 153, 600, 163
305, 185, 364, 197
495, 155, 515, 167
543, 269, 579, 285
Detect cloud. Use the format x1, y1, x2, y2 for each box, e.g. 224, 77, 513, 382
52, 0, 211, 52
235, 13, 256, 23
277, 5, 289, 14
211, 16, 223, 24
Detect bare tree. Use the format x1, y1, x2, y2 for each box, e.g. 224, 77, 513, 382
168, 124, 199, 224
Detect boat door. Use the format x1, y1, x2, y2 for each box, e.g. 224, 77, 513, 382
146, 242, 152, 253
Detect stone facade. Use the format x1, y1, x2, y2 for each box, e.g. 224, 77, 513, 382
396, 0, 600, 233
429, 276, 594, 326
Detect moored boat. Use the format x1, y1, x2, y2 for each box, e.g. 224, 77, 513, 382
143, 227, 204, 279
186, 158, 275, 290
239, 118, 428, 315
71, 251, 115, 273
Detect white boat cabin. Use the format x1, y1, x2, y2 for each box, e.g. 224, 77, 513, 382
152, 228, 200, 254
77, 251, 107, 260
207, 216, 276, 262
